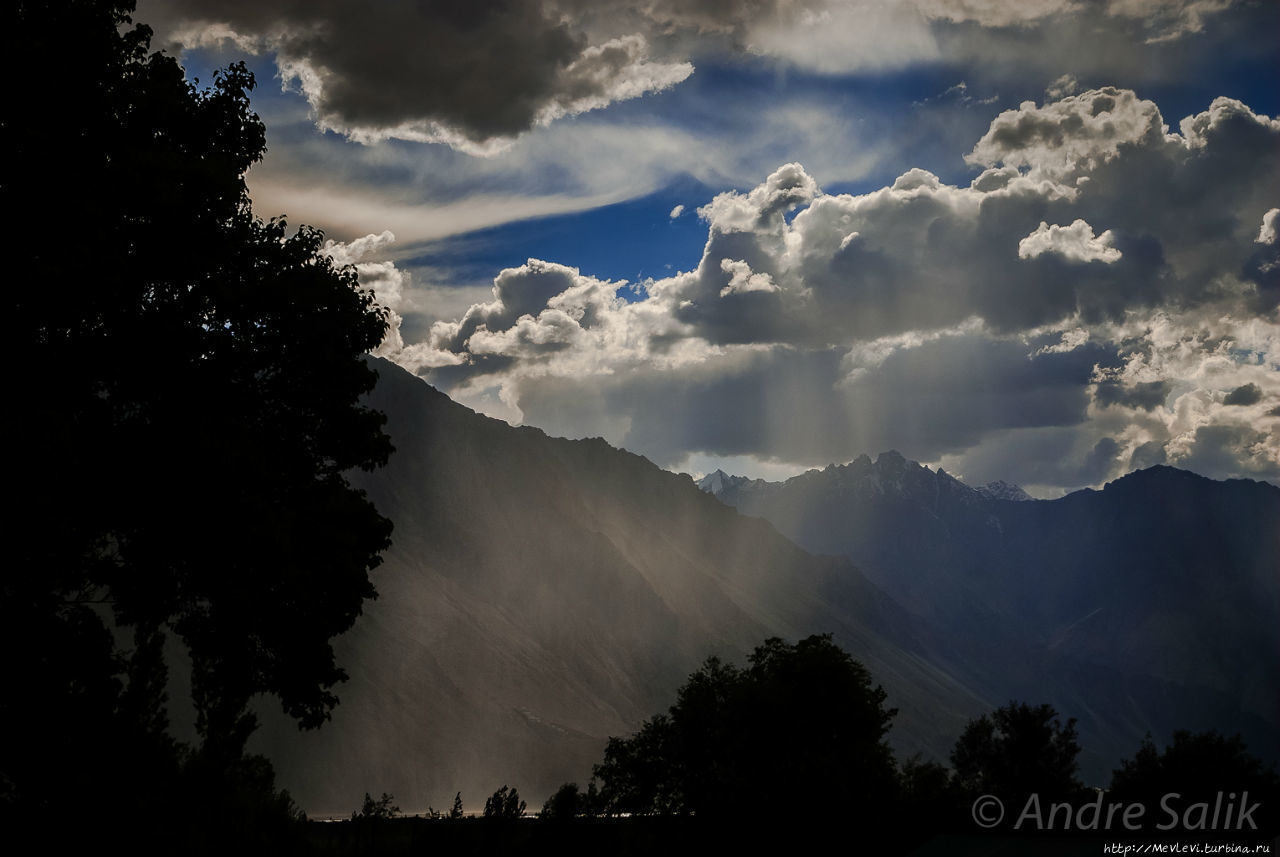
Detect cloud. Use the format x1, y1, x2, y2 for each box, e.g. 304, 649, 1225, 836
915, 0, 1077, 27
1104, 0, 1232, 43
144, 0, 691, 152
965, 87, 1168, 188
1018, 220, 1122, 263
1223, 382, 1263, 406
1094, 380, 1171, 411
669, 204, 685, 219
141, 0, 1256, 154
1259, 208, 1279, 245
359, 88, 1279, 491
1045, 74, 1078, 100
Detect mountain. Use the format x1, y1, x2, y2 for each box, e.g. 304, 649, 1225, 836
249, 361, 979, 815
700, 451, 1280, 765
251, 366, 1276, 815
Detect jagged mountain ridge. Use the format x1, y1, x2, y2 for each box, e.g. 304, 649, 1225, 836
700, 451, 1280, 753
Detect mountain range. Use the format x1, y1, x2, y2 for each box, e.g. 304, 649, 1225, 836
698, 453, 1279, 731
251, 360, 1279, 816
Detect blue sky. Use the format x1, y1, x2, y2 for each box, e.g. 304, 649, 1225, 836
147, 0, 1279, 495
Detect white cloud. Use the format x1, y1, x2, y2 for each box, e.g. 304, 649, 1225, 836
744, 1, 941, 74
1018, 220, 1122, 263
1258, 208, 1279, 245
340, 89, 1280, 491
966, 87, 1170, 191
1045, 74, 1078, 100
719, 259, 780, 297
669, 204, 685, 219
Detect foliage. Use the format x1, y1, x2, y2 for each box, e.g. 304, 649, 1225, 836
540, 783, 582, 821
2, 0, 391, 836
540, 781, 602, 820
483, 785, 527, 819
950, 701, 1083, 801
592, 634, 899, 820
353, 791, 401, 820
1110, 731, 1280, 809
450, 791, 466, 819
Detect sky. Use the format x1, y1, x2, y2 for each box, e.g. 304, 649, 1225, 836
141, 0, 1279, 496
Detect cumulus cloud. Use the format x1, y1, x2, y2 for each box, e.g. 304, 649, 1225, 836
1259, 208, 1279, 245
323, 231, 468, 371
355, 88, 1278, 490
965, 87, 1169, 189
1223, 382, 1263, 406
1018, 220, 1122, 263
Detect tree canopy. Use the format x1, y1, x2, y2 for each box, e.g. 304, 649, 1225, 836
1109, 730, 1280, 819
950, 701, 1083, 802
592, 634, 899, 820
3, 0, 392, 832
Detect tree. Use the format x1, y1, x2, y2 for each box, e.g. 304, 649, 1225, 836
593, 635, 898, 821
1109, 730, 1280, 831
483, 785, 527, 819
950, 702, 1083, 801
540, 783, 582, 821
353, 792, 401, 821
540, 781, 602, 820
3, 0, 392, 832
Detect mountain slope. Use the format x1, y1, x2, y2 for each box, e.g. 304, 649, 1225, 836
701, 452, 1280, 764
250, 361, 973, 815
253, 367, 1276, 815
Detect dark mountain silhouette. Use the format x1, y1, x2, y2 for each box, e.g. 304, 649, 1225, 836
701, 452, 1280, 774
250, 360, 978, 815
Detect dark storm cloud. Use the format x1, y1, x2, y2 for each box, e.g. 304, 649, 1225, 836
143, 0, 692, 148
1223, 383, 1263, 406
1177, 424, 1280, 481
1095, 380, 1171, 411
1078, 436, 1122, 484
1129, 440, 1169, 470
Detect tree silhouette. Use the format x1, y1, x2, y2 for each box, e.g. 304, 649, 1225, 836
950, 702, 1083, 802
483, 785, 527, 819
1109, 731, 1280, 833
593, 635, 898, 822
353, 792, 401, 820
3, 0, 392, 836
